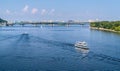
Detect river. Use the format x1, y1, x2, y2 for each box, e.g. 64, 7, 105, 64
0, 23, 120, 71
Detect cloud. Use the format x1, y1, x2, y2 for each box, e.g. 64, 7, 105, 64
23, 5, 29, 12
31, 8, 38, 14
49, 9, 55, 15
41, 9, 47, 15
6, 9, 10, 14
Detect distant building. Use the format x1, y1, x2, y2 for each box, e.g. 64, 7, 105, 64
68, 20, 74, 23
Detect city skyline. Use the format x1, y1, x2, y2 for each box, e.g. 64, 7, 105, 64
1, 0, 120, 22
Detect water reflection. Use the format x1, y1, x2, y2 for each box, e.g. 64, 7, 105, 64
75, 47, 89, 56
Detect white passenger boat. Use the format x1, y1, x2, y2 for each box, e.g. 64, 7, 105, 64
74, 41, 89, 49
22, 32, 28, 35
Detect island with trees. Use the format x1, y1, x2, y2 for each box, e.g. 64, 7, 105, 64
90, 21, 120, 32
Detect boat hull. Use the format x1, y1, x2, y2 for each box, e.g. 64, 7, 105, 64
75, 46, 89, 50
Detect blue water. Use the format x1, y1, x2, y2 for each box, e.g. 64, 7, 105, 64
0, 24, 120, 71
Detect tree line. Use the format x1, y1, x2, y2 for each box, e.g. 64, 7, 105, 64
90, 21, 120, 31
0, 18, 8, 26
0, 18, 7, 23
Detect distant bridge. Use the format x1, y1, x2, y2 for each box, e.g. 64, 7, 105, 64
6, 22, 88, 26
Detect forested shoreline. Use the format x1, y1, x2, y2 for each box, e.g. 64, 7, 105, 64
90, 21, 120, 32
0, 18, 8, 26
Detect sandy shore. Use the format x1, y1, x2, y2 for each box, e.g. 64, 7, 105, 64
90, 27, 120, 33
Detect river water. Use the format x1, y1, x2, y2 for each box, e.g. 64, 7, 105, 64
0, 23, 120, 71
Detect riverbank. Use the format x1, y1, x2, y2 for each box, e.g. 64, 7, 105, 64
90, 27, 120, 33
90, 21, 120, 33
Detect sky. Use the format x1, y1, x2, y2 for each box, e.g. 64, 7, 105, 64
0, 0, 120, 22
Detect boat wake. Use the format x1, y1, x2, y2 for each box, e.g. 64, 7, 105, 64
82, 52, 120, 66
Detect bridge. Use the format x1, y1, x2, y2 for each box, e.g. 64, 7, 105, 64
6, 22, 88, 26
